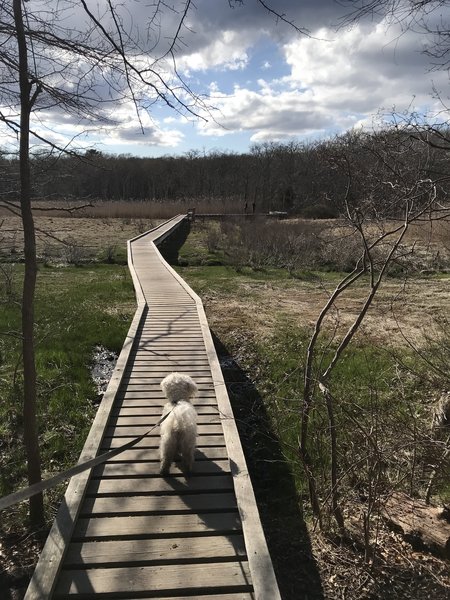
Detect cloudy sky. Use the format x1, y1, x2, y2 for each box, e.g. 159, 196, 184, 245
2, 0, 449, 157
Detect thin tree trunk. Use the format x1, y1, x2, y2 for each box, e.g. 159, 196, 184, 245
320, 383, 345, 533
13, 0, 44, 528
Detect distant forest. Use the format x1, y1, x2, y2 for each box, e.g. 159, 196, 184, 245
1, 128, 448, 218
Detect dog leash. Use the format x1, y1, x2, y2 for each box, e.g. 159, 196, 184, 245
0, 410, 172, 511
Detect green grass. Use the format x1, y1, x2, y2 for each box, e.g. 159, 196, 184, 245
0, 263, 135, 504
175, 263, 346, 297
177, 244, 450, 507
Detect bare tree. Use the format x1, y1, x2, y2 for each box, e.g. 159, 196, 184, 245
12, 0, 44, 528
2, 0, 208, 528
341, 0, 450, 73
299, 127, 450, 531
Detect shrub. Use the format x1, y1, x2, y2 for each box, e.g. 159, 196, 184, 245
301, 202, 338, 219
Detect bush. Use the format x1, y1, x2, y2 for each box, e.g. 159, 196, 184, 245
301, 202, 338, 219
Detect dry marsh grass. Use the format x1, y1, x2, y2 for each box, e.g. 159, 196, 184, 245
81, 198, 244, 218
215, 216, 450, 274
179, 217, 450, 348
0, 197, 246, 220
0, 215, 159, 262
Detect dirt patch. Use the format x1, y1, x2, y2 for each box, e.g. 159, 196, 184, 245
0, 528, 45, 600
200, 275, 449, 348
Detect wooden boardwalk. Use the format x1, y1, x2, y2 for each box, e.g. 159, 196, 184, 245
26, 216, 280, 599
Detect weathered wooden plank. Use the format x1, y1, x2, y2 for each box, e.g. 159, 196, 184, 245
121, 375, 213, 383
141, 313, 199, 316
112, 404, 219, 414
136, 342, 205, 348
54, 562, 253, 596
73, 512, 241, 539
65, 535, 247, 566
116, 391, 217, 400
129, 357, 210, 363
140, 319, 200, 323
81, 492, 238, 516
131, 352, 209, 359
121, 383, 214, 391
107, 417, 220, 428
127, 365, 211, 372
93, 459, 230, 478
137, 323, 199, 329
101, 435, 226, 449
143, 315, 200, 320
134, 349, 207, 355
137, 333, 204, 338
138, 331, 202, 337
141, 310, 197, 314
111, 405, 219, 417
139, 322, 200, 327
87, 475, 234, 496
125, 362, 210, 368
123, 592, 255, 600
103, 447, 227, 463
105, 424, 223, 437
123, 370, 212, 378
115, 402, 218, 411
110, 414, 220, 426
122, 376, 213, 383
136, 340, 205, 345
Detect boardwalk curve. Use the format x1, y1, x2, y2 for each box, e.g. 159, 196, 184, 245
25, 216, 280, 599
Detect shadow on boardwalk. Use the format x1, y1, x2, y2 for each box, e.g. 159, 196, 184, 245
211, 332, 324, 600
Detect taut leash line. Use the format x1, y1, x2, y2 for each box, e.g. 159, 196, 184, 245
0, 411, 171, 511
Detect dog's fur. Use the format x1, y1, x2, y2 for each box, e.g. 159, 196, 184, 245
159, 372, 198, 475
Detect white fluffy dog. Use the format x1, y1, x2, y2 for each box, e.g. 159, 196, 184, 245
159, 372, 198, 475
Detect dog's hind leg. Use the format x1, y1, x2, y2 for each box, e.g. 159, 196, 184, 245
180, 432, 196, 474
160, 433, 177, 475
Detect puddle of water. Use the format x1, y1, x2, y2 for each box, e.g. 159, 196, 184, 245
90, 345, 118, 403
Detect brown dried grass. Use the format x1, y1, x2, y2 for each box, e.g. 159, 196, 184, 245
0, 197, 245, 219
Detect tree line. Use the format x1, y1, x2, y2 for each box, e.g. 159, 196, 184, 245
0, 127, 448, 218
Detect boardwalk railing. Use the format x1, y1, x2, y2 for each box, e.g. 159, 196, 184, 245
26, 215, 280, 599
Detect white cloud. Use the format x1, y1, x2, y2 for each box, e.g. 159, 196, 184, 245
283, 22, 447, 116
197, 84, 334, 140
107, 125, 184, 147
195, 17, 449, 144
176, 30, 250, 74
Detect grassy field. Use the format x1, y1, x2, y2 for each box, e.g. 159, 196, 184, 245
1, 212, 449, 599
0, 214, 159, 263
0, 222, 138, 595
177, 220, 450, 495
0, 264, 135, 500
175, 220, 450, 600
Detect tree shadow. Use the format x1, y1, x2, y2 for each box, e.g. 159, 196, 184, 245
211, 331, 324, 600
